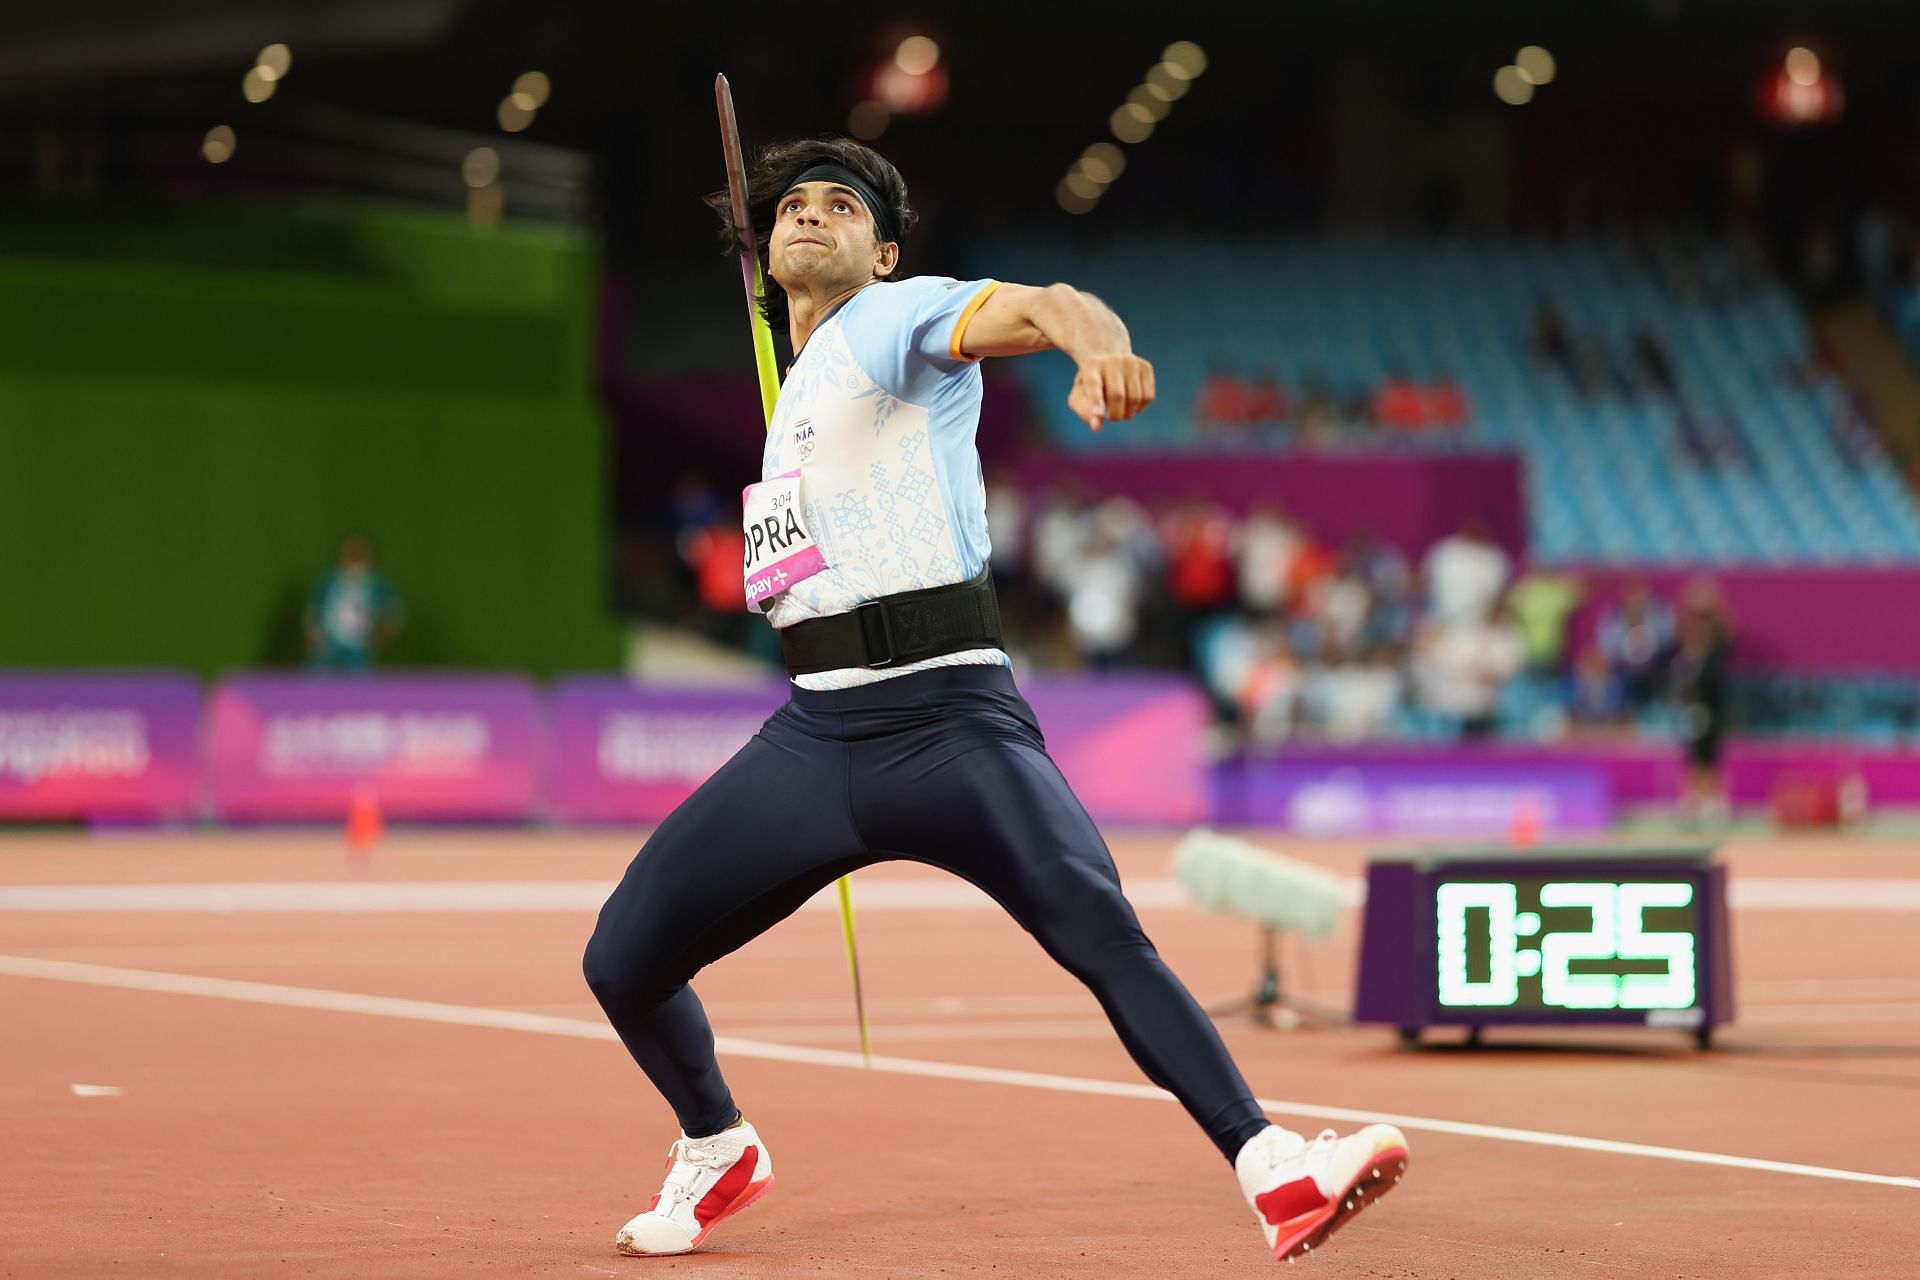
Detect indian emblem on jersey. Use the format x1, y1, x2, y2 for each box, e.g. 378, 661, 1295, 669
792, 418, 816, 462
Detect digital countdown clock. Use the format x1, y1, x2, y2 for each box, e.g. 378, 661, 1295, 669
1353, 846, 1732, 1048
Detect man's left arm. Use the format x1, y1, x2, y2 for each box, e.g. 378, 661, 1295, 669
957, 283, 1154, 432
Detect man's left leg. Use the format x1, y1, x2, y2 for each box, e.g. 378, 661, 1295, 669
852, 672, 1408, 1262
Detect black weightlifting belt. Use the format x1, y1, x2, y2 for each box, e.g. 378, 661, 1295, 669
778, 569, 1003, 676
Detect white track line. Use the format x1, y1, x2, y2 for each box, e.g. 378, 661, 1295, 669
1734, 1001, 1920, 1026
0, 953, 1914, 1192
1741, 978, 1920, 1002
1, 877, 1916, 912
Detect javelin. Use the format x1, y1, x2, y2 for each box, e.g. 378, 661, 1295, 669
715, 72, 872, 1067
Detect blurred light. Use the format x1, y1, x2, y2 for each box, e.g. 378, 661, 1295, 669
468, 183, 503, 231
513, 71, 551, 108
873, 60, 949, 114
848, 99, 890, 140
894, 35, 941, 76
1146, 63, 1191, 100
1761, 60, 1843, 126
508, 91, 538, 111
498, 95, 535, 132
256, 44, 292, 79
1161, 41, 1208, 79
1079, 142, 1126, 184
242, 66, 276, 103
1493, 65, 1534, 106
201, 125, 236, 164
1064, 169, 1104, 199
463, 146, 500, 188
1127, 86, 1172, 122
1056, 178, 1097, 215
1786, 47, 1821, 87
1515, 45, 1556, 85
1110, 104, 1154, 143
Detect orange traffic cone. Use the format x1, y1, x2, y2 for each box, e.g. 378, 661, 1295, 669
1509, 794, 1543, 848
346, 784, 384, 855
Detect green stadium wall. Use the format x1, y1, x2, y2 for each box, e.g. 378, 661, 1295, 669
0, 203, 623, 677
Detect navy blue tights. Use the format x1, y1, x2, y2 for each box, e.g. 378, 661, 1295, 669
583, 665, 1269, 1162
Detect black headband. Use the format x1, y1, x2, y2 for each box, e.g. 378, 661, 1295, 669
784, 163, 897, 246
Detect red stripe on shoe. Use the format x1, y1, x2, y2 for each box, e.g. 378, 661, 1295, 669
645, 1193, 660, 1214
1255, 1176, 1328, 1226
694, 1146, 759, 1228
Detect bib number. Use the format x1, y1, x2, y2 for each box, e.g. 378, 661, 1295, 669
742, 469, 826, 606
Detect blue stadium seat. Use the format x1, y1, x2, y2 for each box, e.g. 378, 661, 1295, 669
980, 235, 1920, 566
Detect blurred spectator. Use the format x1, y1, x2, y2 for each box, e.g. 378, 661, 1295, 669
1674, 409, 1754, 468
1506, 568, 1584, 674
1343, 531, 1415, 648
1238, 625, 1302, 747
1065, 499, 1157, 668
1670, 579, 1733, 824
1597, 579, 1676, 711
1826, 385, 1883, 471
304, 536, 404, 673
1411, 602, 1525, 738
1370, 374, 1426, 430
1421, 518, 1511, 628
670, 473, 722, 552
686, 525, 749, 616
1429, 375, 1471, 430
1196, 370, 1255, 431
1235, 503, 1302, 615
1296, 378, 1342, 445
984, 469, 1029, 587
1030, 484, 1093, 604
1632, 329, 1676, 395
1195, 371, 1289, 436
1533, 304, 1573, 379
1308, 645, 1403, 742
1565, 643, 1628, 730
1163, 495, 1238, 623
1370, 374, 1473, 433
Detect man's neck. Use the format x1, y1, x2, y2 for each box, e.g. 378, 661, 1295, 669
786, 278, 874, 356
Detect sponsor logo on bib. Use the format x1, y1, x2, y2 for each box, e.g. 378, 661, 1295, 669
741, 469, 827, 606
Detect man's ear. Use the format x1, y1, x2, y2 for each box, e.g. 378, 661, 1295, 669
873, 240, 900, 280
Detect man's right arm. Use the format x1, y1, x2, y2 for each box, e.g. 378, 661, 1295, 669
956, 282, 1155, 432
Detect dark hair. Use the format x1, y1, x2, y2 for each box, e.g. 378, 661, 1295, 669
703, 136, 916, 335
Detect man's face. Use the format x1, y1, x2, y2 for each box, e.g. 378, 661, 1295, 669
767, 180, 896, 294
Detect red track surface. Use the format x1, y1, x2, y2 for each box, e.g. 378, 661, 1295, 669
2, 831, 1917, 1277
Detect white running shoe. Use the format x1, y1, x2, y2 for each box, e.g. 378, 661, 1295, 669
614, 1121, 776, 1256
1235, 1123, 1409, 1263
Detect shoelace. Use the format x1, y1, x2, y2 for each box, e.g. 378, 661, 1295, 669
655, 1138, 737, 1210
1263, 1128, 1339, 1171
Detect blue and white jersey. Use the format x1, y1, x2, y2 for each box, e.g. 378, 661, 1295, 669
760, 275, 1007, 690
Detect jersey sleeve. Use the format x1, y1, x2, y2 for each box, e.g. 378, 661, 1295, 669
847, 276, 1001, 403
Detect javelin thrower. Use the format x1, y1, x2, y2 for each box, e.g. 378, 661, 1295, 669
582, 96, 1411, 1265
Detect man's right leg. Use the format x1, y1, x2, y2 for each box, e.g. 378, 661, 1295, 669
582, 703, 867, 1137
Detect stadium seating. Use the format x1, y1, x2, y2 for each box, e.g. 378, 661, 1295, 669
981, 237, 1920, 565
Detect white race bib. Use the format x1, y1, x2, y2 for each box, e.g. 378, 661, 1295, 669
741, 468, 826, 607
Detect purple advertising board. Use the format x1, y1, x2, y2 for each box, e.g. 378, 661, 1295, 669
207, 675, 542, 822
1212, 738, 1920, 820
549, 678, 784, 824
0, 674, 201, 821
1212, 756, 1615, 835
549, 673, 1209, 827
